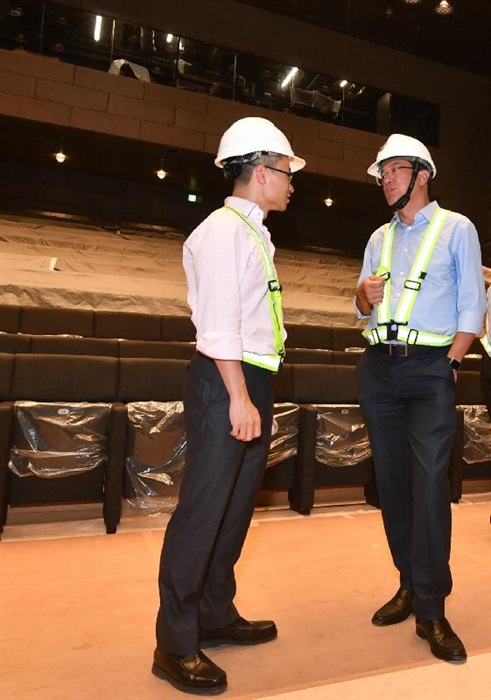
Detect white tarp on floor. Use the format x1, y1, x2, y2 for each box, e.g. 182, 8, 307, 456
0, 213, 367, 326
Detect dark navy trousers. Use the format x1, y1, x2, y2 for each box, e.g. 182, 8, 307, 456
156, 353, 274, 654
482, 351, 491, 419
357, 345, 456, 620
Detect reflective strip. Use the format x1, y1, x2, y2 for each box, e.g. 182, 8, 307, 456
363, 326, 454, 346
242, 351, 282, 371
481, 335, 491, 357
377, 222, 394, 326
367, 207, 453, 346
395, 207, 448, 322
223, 205, 285, 365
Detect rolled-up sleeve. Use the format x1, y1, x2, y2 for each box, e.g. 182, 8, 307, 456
453, 219, 487, 334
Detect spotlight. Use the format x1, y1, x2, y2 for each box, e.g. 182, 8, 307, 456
435, 1, 454, 15
55, 150, 66, 163
156, 159, 167, 179
324, 197, 334, 207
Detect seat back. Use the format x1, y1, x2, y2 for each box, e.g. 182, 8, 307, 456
11, 354, 118, 402
94, 310, 161, 340
0, 305, 21, 333
20, 306, 94, 336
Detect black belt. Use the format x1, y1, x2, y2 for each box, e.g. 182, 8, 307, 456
373, 343, 450, 357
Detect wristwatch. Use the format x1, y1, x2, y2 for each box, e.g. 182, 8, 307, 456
447, 357, 462, 371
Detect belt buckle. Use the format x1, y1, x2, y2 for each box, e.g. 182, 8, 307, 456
389, 344, 409, 357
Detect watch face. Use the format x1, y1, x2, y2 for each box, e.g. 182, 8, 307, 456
449, 358, 462, 371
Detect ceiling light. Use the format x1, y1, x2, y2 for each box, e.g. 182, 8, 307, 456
156, 168, 166, 179
55, 150, 66, 163
324, 197, 334, 207
93, 15, 102, 42
281, 67, 298, 89
166, 34, 173, 43
339, 79, 348, 88
435, 1, 454, 15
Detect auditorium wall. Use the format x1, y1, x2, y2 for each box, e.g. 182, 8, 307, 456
0, 0, 489, 261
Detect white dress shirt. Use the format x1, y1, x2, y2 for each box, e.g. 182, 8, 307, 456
183, 196, 287, 360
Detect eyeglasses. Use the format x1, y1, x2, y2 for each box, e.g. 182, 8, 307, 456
264, 165, 293, 182
376, 165, 414, 186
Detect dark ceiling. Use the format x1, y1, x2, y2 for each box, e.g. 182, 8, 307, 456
238, 0, 491, 76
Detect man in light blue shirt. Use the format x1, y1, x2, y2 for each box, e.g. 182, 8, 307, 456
355, 134, 486, 664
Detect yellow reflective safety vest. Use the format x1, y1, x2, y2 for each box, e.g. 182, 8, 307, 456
363, 207, 455, 347
481, 334, 491, 358
223, 205, 285, 372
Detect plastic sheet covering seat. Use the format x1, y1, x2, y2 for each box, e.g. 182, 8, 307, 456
294, 402, 377, 511
9, 402, 110, 478
314, 405, 371, 468
124, 401, 185, 515
3, 400, 126, 534
267, 403, 299, 468
0, 354, 126, 535
462, 405, 491, 465
124, 401, 304, 516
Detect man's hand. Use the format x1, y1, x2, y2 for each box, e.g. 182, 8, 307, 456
356, 275, 386, 315
215, 359, 262, 442
229, 396, 261, 442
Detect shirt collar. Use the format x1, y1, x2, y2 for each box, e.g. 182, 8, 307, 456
393, 200, 439, 227
225, 196, 265, 227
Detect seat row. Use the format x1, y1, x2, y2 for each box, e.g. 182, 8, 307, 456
0, 353, 488, 536
1, 303, 486, 357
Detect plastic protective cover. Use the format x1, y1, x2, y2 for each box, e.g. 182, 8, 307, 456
125, 401, 186, 513
125, 401, 300, 514
462, 405, 491, 464
268, 403, 299, 467
9, 402, 110, 478
314, 404, 371, 467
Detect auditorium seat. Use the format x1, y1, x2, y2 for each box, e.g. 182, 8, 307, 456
30, 335, 119, 356
0, 305, 21, 333
0, 333, 31, 354
19, 306, 94, 336
0, 354, 126, 535
119, 339, 196, 360
290, 364, 378, 511
94, 310, 161, 340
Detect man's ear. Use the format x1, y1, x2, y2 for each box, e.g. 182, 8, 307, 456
255, 164, 267, 185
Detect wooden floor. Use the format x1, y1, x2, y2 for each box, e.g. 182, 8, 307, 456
1, 490, 490, 700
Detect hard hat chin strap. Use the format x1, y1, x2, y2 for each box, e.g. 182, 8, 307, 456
392, 162, 422, 210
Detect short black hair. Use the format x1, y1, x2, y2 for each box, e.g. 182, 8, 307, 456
222, 151, 283, 185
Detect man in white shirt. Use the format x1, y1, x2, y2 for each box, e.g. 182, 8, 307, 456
152, 117, 305, 695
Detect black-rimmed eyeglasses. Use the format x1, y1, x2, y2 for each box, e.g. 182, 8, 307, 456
376, 165, 414, 186
264, 165, 293, 182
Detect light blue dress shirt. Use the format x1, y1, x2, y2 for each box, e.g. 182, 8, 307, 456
356, 200, 486, 338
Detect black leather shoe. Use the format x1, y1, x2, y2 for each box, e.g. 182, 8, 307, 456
200, 616, 278, 648
152, 648, 227, 695
372, 588, 414, 626
416, 617, 467, 663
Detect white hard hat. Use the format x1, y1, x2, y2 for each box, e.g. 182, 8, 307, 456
367, 134, 436, 179
215, 117, 306, 172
